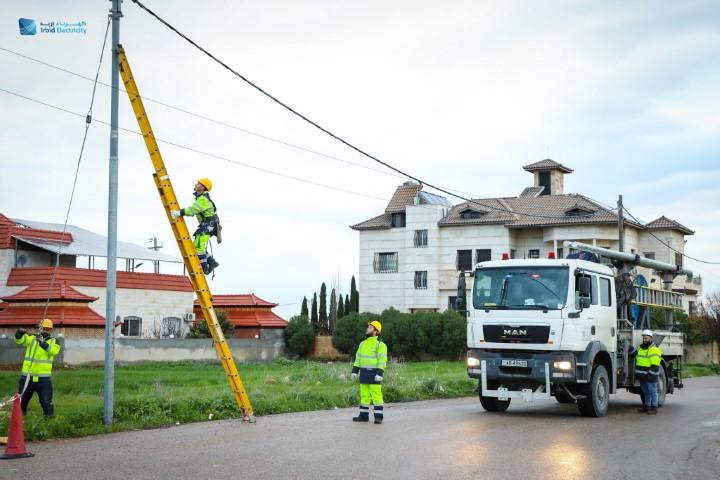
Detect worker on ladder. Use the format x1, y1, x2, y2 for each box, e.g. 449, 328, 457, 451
171, 178, 222, 275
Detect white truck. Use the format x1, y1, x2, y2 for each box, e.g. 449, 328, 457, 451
462, 242, 691, 417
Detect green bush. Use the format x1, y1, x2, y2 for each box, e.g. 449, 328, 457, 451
284, 315, 315, 357
332, 312, 374, 354
187, 310, 234, 338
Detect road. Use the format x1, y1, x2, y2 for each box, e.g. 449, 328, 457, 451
3, 376, 719, 479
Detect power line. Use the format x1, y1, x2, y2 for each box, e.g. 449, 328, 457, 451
622, 206, 720, 265
0, 44, 486, 200
128, 0, 594, 221
0, 87, 389, 203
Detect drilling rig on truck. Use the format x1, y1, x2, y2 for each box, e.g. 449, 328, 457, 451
460, 241, 692, 417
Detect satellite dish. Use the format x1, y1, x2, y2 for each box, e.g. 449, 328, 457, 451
18, 254, 27, 267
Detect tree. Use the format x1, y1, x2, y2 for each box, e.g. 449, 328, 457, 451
345, 294, 351, 316
350, 275, 359, 312
700, 291, 720, 346
187, 310, 234, 338
311, 293, 319, 333
300, 296, 308, 317
285, 315, 315, 357
338, 294, 345, 320
319, 282, 328, 334
329, 288, 338, 333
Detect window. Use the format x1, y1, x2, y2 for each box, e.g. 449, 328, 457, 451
121, 316, 142, 337
675, 252, 683, 267
473, 266, 569, 310
590, 275, 598, 305
528, 249, 540, 259
476, 249, 491, 263
689, 301, 696, 315
448, 296, 458, 311
510, 249, 517, 259
460, 209, 485, 219
557, 247, 564, 259
162, 317, 182, 338
643, 252, 655, 260
457, 250, 473, 270
374, 252, 398, 273
538, 171, 551, 195
414, 271, 428, 289
599, 277, 612, 306
391, 212, 406, 228
414, 229, 428, 247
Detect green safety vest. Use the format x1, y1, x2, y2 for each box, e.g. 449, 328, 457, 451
353, 336, 388, 371
635, 343, 662, 380
15, 334, 61, 378
182, 192, 216, 224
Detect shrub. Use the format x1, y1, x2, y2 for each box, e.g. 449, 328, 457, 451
285, 315, 315, 357
332, 312, 374, 354
187, 310, 234, 338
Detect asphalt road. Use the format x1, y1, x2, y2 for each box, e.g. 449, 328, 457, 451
3, 376, 719, 480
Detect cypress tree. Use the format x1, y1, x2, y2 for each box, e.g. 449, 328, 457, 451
350, 276, 359, 313
329, 288, 338, 334
301, 296, 309, 317
311, 293, 319, 333
338, 294, 345, 320
319, 283, 328, 334
345, 294, 351, 316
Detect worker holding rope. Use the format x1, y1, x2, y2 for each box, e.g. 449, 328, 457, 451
171, 178, 222, 275
14, 319, 61, 417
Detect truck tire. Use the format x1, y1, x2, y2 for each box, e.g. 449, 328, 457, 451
479, 380, 511, 413
577, 365, 609, 417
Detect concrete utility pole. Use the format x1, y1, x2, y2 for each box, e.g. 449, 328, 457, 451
104, 0, 122, 426
617, 194, 624, 253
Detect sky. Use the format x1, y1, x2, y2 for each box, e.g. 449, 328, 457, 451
1, 0, 719, 319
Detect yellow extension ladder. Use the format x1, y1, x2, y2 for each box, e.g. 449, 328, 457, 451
117, 45, 254, 420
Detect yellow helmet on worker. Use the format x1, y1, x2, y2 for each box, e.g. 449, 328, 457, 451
197, 177, 213, 191
368, 320, 382, 333
40, 318, 53, 329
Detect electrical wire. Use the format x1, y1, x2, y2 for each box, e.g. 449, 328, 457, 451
622, 207, 720, 265
128, 0, 597, 221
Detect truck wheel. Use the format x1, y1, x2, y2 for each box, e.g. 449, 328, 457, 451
479, 380, 511, 412
577, 365, 609, 417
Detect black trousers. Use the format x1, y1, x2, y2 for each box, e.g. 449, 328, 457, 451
18, 376, 54, 417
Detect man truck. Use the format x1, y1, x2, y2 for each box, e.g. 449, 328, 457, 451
462, 241, 692, 417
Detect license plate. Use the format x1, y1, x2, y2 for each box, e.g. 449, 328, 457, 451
501, 359, 528, 367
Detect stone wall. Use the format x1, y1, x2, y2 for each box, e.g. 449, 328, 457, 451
686, 342, 719, 364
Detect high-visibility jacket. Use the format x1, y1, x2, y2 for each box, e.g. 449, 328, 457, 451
181, 192, 216, 224
635, 342, 662, 382
15, 334, 61, 378
351, 336, 387, 384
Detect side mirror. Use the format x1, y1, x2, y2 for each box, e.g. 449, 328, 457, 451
577, 276, 591, 298
579, 297, 591, 309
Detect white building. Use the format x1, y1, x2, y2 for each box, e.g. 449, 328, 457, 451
351, 160, 702, 315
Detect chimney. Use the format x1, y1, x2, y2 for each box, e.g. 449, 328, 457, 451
522, 159, 573, 196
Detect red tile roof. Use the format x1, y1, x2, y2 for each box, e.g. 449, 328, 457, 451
645, 216, 694, 235
7, 267, 193, 292
2, 281, 98, 302
0, 305, 105, 326
195, 294, 277, 307
0, 214, 72, 249
223, 310, 288, 328
385, 182, 422, 213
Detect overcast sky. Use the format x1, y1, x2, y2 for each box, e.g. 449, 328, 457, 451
2, 0, 719, 319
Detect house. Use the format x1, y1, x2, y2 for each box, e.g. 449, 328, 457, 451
351, 160, 702, 314
194, 294, 288, 339
0, 213, 194, 338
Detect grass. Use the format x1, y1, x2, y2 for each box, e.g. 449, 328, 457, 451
2, 360, 717, 441
0, 359, 475, 440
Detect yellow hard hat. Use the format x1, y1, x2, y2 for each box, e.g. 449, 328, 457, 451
197, 178, 213, 191
40, 318, 53, 329
369, 320, 382, 333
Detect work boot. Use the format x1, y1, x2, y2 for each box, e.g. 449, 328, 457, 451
637, 406, 648, 413
647, 407, 658, 415
352, 414, 369, 422
374, 417, 383, 424
207, 256, 220, 273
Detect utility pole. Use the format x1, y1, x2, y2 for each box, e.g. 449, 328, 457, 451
617, 194, 624, 253
147, 237, 163, 273
104, 0, 122, 426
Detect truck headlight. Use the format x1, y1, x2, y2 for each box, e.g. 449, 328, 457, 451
467, 357, 480, 368
554, 361, 572, 370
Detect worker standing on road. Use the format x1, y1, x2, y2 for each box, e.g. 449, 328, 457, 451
14, 318, 61, 417
171, 178, 222, 275
351, 320, 387, 424
634, 329, 663, 415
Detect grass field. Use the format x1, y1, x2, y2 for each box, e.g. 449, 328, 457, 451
1, 360, 717, 441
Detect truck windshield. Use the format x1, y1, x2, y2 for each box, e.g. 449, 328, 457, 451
473, 266, 569, 310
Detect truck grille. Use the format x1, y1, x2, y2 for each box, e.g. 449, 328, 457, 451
483, 325, 550, 344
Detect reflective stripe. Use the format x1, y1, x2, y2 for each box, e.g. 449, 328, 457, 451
24, 357, 53, 364
21, 373, 51, 378
373, 405, 384, 410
